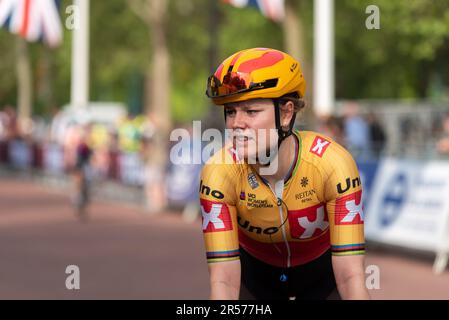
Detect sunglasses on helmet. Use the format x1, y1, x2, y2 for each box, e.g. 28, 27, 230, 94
206, 71, 278, 99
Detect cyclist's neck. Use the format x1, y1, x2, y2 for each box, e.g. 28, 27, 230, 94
251, 134, 297, 185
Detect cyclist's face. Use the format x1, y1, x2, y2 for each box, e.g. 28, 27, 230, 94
224, 99, 278, 162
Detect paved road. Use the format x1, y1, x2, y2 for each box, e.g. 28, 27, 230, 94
0, 177, 448, 299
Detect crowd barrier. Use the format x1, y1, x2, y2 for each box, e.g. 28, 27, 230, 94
360, 158, 449, 274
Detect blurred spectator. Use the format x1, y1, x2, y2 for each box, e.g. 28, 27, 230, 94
118, 114, 143, 153
107, 127, 120, 180
318, 115, 346, 146
0, 109, 7, 141
436, 112, 449, 155
89, 123, 111, 179
142, 113, 167, 213
366, 112, 386, 158
63, 121, 84, 171
0, 107, 9, 164
343, 102, 372, 160
1, 106, 19, 140
0, 105, 173, 212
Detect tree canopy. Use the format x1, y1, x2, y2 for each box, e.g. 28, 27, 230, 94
1, 0, 449, 121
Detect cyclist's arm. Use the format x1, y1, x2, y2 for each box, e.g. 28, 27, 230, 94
332, 254, 370, 300
201, 199, 240, 300
199, 149, 241, 300
208, 260, 241, 300
322, 142, 370, 300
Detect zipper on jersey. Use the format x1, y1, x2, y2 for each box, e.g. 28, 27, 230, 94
250, 134, 299, 268
265, 180, 291, 268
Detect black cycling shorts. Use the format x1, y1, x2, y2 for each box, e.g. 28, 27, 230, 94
239, 247, 340, 300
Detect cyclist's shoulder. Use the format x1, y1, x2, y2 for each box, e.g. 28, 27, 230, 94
201, 144, 243, 179
200, 144, 242, 201
295, 131, 361, 200
297, 130, 355, 168
203, 142, 241, 166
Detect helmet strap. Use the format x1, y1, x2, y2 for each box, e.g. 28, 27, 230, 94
257, 99, 296, 167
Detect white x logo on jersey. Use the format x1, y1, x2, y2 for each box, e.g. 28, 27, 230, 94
202, 203, 225, 230
311, 138, 330, 155
297, 206, 329, 239
341, 200, 364, 223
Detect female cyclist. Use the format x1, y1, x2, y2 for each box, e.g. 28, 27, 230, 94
200, 48, 369, 300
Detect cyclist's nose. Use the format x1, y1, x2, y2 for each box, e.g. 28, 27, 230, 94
230, 110, 248, 130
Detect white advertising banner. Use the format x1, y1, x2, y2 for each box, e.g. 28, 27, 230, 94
365, 158, 449, 253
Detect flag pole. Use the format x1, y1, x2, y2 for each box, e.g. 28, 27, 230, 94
205, 0, 223, 130
313, 0, 334, 117
70, 0, 90, 110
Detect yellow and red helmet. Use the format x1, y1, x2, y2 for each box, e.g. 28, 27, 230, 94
206, 48, 306, 105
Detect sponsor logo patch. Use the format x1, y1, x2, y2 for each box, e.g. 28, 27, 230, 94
310, 136, 331, 157
337, 176, 361, 194
199, 180, 225, 200
294, 189, 316, 204
288, 204, 329, 239
247, 173, 259, 189
200, 199, 233, 232
334, 190, 364, 225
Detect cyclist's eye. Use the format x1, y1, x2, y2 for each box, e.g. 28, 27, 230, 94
225, 109, 236, 117
247, 110, 260, 116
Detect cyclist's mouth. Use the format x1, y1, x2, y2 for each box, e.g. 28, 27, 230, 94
233, 136, 253, 146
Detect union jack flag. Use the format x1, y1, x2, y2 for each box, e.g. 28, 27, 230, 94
223, 0, 285, 22
0, 0, 63, 47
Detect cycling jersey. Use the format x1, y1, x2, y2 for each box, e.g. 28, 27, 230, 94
200, 130, 365, 268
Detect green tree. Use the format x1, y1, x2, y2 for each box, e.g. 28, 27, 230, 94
335, 0, 449, 99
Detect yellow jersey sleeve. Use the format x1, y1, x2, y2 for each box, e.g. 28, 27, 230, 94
199, 147, 241, 263
321, 140, 366, 256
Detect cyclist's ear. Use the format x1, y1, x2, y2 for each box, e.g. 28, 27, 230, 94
279, 101, 295, 128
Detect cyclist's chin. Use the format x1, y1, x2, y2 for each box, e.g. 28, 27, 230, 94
236, 148, 259, 164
